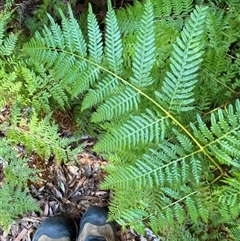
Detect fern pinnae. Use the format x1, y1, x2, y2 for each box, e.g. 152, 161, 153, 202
0, 18, 4, 45
155, 6, 208, 113
105, 0, 123, 74
23, 31, 57, 68
173, 203, 185, 224
130, 0, 155, 88
185, 196, 198, 223
67, 3, 104, 97
47, 14, 65, 50
50, 83, 69, 109
59, 6, 87, 55
19, 66, 37, 96
196, 198, 209, 223
71, 66, 100, 97
81, 75, 119, 110
191, 100, 240, 167
101, 144, 197, 190
0, 33, 17, 56
54, 54, 76, 80
91, 87, 139, 123
94, 109, 163, 151
87, 3, 103, 63
190, 157, 202, 184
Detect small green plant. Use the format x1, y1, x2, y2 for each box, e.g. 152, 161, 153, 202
0, 1, 76, 231
0, 5, 39, 232
0, 138, 41, 231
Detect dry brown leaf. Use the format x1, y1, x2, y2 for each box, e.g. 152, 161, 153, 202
15, 226, 30, 241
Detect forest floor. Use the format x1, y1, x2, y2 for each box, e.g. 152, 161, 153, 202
0, 0, 142, 240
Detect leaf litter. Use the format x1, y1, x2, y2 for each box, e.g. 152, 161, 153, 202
0, 107, 139, 241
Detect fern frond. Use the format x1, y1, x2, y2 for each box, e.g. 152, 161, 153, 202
130, 0, 155, 88
0, 138, 41, 232
206, 10, 227, 50
101, 138, 200, 189
105, 0, 123, 74
0, 139, 41, 187
216, 174, 240, 221
81, 75, 119, 111
3, 0, 14, 11
0, 19, 4, 46
50, 82, 69, 109
0, 33, 17, 56
6, 112, 71, 162
185, 196, 198, 223
13, 1, 240, 239
87, 3, 103, 63
18, 66, 37, 96
171, 0, 193, 15
91, 87, 140, 123
94, 109, 164, 151
59, 5, 87, 55
155, 6, 208, 113
153, 0, 193, 17
0, 71, 21, 107
0, 10, 17, 56
190, 99, 240, 167
71, 65, 100, 97
23, 6, 88, 93
18, 64, 69, 112
0, 183, 40, 232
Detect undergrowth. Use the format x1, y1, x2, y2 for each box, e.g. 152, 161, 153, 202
0, 0, 240, 240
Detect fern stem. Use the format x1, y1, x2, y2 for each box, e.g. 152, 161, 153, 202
202, 70, 237, 94
162, 191, 198, 210
226, 53, 240, 61
107, 73, 225, 176
38, 47, 225, 176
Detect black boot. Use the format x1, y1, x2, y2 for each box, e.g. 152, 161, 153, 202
33, 215, 76, 241
77, 207, 116, 241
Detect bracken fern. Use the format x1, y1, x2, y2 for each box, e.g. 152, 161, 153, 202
13, 0, 240, 239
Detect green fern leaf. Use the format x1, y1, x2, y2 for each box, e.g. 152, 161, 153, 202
81, 75, 119, 111
174, 203, 185, 224
6, 112, 71, 162
0, 183, 40, 232
59, 6, 87, 55
185, 196, 198, 223
23, 6, 88, 92
217, 174, 240, 221
117, 0, 143, 34
33, 91, 51, 113
94, 109, 163, 151
196, 198, 209, 223
0, 138, 41, 232
71, 66, 100, 97
91, 87, 140, 123
171, 0, 193, 15
50, 82, 69, 109
130, 0, 156, 88
87, 3, 103, 63
190, 157, 202, 184
0, 11, 17, 56
191, 99, 240, 167
155, 6, 208, 113
0, 33, 17, 56
101, 140, 196, 190
105, 0, 123, 73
